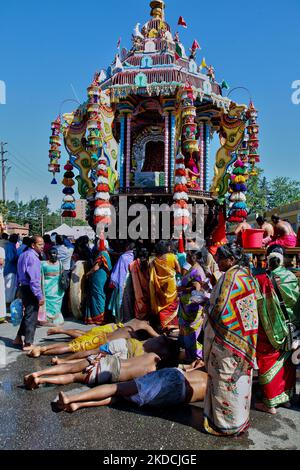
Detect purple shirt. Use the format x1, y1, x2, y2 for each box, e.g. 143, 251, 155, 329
17, 248, 43, 301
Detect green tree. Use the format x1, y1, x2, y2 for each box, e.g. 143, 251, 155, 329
268, 177, 300, 209
246, 168, 270, 215
0, 200, 8, 219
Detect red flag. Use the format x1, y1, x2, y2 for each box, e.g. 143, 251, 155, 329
192, 39, 201, 50
178, 16, 187, 28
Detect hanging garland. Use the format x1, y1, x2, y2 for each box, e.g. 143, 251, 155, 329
94, 151, 112, 235
173, 152, 190, 231
61, 162, 76, 218
48, 116, 61, 185
227, 158, 249, 223
246, 101, 260, 177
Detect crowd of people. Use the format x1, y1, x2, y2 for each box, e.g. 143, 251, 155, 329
0, 218, 300, 437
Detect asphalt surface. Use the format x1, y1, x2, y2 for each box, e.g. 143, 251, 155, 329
0, 319, 299, 451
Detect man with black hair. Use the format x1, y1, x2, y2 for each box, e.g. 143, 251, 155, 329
14, 236, 45, 350
256, 216, 274, 246
270, 215, 297, 248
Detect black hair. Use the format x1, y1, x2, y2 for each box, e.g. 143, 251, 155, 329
155, 240, 170, 256
9, 234, 19, 244
22, 237, 31, 247
271, 214, 280, 224
217, 242, 250, 268
266, 244, 286, 257
268, 256, 282, 271
43, 234, 52, 244
49, 247, 58, 255
188, 250, 203, 263
256, 216, 266, 225
157, 336, 181, 368
55, 235, 64, 246
1, 233, 9, 240
125, 241, 136, 251
169, 239, 178, 254
138, 247, 149, 259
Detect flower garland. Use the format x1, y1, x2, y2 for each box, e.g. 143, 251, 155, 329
173, 152, 190, 231
94, 151, 112, 235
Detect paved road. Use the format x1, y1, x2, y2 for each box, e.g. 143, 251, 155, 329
0, 320, 299, 450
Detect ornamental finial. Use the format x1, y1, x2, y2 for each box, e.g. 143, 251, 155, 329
150, 1, 165, 20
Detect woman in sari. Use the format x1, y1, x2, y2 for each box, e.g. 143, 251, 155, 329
129, 248, 151, 321
203, 243, 259, 436
41, 247, 65, 326
255, 245, 300, 414
84, 244, 112, 326
178, 251, 210, 361
108, 242, 135, 323
149, 241, 181, 331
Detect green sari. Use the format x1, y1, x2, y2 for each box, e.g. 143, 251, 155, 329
256, 266, 300, 350
41, 261, 65, 325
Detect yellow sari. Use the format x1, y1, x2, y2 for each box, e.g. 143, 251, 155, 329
149, 253, 179, 329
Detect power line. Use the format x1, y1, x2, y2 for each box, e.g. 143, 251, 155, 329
8, 142, 49, 178
1, 142, 8, 202
8, 150, 47, 180
8, 153, 48, 181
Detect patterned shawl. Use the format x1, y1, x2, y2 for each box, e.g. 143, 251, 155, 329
209, 265, 259, 367
255, 266, 300, 350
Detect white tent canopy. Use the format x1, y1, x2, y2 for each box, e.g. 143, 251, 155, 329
45, 224, 95, 240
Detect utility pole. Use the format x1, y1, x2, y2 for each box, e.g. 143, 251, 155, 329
0, 142, 8, 202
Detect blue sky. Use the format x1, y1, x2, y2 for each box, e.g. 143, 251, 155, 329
0, 0, 299, 211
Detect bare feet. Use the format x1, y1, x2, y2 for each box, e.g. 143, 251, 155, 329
23, 344, 34, 352
13, 336, 24, 348
51, 356, 59, 365
57, 391, 69, 410
47, 328, 62, 336
27, 346, 41, 357
255, 403, 277, 415
24, 373, 39, 390
64, 403, 79, 413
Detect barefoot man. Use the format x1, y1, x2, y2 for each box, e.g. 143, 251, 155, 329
24, 336, 179, 390
270, 215, 297, 248
27, 319, 160, 359
55, 362, 208, 413
14, 236, 45, 351
256, 216, 274, 246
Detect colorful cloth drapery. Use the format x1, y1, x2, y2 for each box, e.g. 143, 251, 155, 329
255, 267, 300, 407
108, 250, 135, 323
41, 261, 65, 325
84, 250, 112, 325
69, 323, 122, 353
268, 234, 297, 248
208, 265, 259, 367
149, 253, 179, 329
130, 259, 151, 320
204, 320, 253, 436
178, 264, 208, 360
203, 266, 259, 436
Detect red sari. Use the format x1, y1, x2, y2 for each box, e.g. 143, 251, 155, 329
255, 269, 299, 407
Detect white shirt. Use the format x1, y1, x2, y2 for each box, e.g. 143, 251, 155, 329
0, 247, 5, 277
